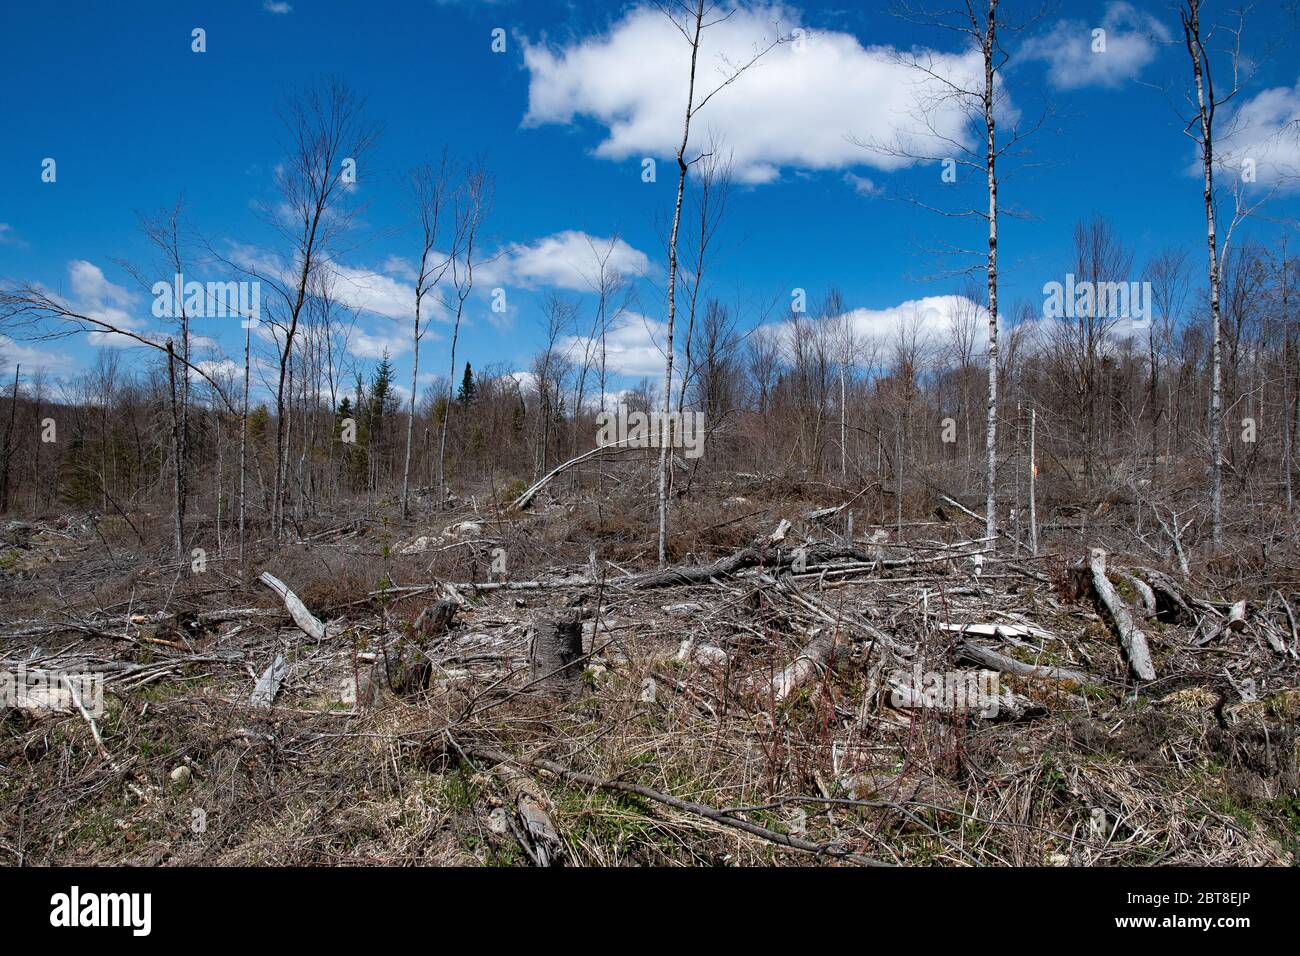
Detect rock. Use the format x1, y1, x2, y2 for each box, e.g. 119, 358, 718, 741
169, 765, 192, 788
445, 521, 483, 540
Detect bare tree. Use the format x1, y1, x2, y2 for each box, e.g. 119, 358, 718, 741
437, 162, 492, 509
1180, 0, 1243, 546
224, 79, 378, 538
652, 0, 782, 565
859, 0, 1045, 544
402, 153, 453, 519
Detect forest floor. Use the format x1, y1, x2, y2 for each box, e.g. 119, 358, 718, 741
2, 474, 1299, 866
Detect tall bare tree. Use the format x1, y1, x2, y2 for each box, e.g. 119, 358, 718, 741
402, 153, 453, 519
652, 0, 781, 565
437, 162, 491, 509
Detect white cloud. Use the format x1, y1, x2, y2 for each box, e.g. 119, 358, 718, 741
0, 224, 26, 248
196, 358, 240, 379
1021, 2, 1170, 91
330, 264, 426, 320
263, 2, 293, 14
843, 172, 881, 197
0, 335, 77, 373
832, 295, 990, 352
489, 231, 651, 292
349, 322, 415, 360
60, 260, 153, 348
498, 370, 538, 395
522, 3, 995, 184
558, 313, 671, 378
379, 255, 418, 282
69, 260, 133, 310
1212, 78, 1300, 190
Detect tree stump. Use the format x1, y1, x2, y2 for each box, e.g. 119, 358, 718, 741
414, 599, 458, 641
530, 613, 584, 698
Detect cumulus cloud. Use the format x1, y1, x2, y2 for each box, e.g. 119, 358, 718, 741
330, 264, 429, 320
558, 313, 671, 378
488, 231, 651, 292
1212, 78, 1300, 190
349, 322, 418, 360
263, 1, 292, 12
196, 358, 240, 380
522, 3, 996, 184
834, 295, 989, 348
1021, 2, 1170, 90
58, 260, 153, 348
69, 260, 133, 310
0, 335, 77, 373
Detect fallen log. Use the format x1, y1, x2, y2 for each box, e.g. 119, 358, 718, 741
885, 669, 1037, 720
1138, 568, 1200, 625
955, 641, 1091, 686
624, 542, 867, 590
250, 654, 288, 708
259, 572, 326, 641
1116, 572, 1157, 616
771, 628, 845, 703
767, 518, 792, 545
1089, 550, 1156, 680
491, 762, 564, 867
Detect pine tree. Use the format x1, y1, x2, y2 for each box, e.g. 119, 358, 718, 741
457, 362, 477, 405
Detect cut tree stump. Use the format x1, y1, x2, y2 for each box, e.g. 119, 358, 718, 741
413, 599, 458, 640
529, 613, 584, 697
1089, 550, 1156, 680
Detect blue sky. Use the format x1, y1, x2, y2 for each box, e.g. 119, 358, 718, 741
1, 0, 1298, 399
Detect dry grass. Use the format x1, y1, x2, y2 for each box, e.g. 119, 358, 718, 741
2, 474, 1298, 867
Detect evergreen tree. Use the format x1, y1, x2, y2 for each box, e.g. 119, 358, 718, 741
457, 362, 477, 405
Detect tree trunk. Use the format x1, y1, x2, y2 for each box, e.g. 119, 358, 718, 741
239, 324, 251, 575
0, 365, 19, 514
402, 304, 420, 520
983, 0, 1000, 548
658, 0, 706, 567
1028, 407, 1037, 555
529, 613, 584, 698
